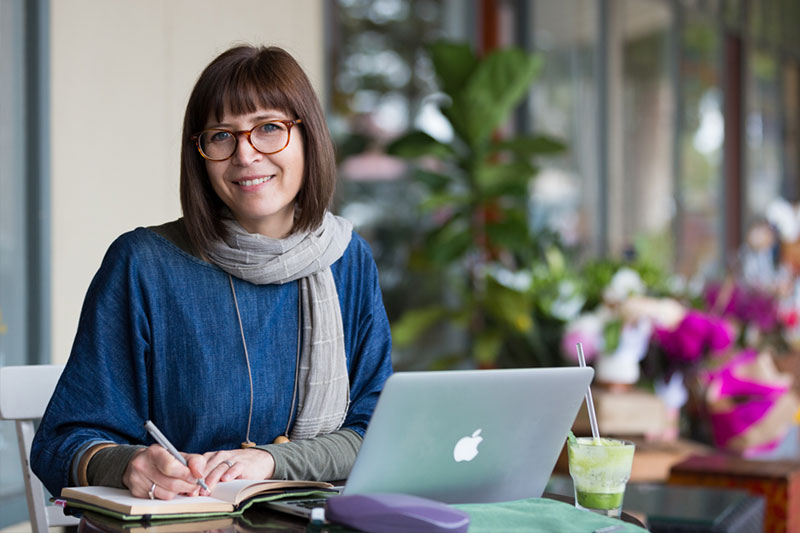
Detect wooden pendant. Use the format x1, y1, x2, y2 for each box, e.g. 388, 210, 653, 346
273, 435, 290, 444
241, 440, 256, 449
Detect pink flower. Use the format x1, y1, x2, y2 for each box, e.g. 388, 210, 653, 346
561, 330, 599, 364
654, 310, 734, 363
561, 312, 605, 363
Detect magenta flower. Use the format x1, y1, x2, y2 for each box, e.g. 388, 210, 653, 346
654, 310, 735, 363
704, 283, 778, 332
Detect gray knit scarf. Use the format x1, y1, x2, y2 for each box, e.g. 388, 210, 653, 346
207, 212, 353, 440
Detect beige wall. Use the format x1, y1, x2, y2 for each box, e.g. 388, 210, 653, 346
50, 0, 325, 363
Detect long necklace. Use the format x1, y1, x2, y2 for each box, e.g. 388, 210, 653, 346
228, 274, 300, 447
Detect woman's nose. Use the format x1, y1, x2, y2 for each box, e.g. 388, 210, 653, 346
231, 133, 262, 166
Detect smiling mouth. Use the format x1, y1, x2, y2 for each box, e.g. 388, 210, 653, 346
235, 176, 274, 187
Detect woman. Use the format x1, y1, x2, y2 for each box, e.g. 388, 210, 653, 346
31, 45, 393, 501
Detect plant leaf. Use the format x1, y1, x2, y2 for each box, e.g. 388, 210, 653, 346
493, 135, 567, 158
430, 41, 478, 98
603, 319, 623, 353
447, 49, 542, 149
424, 218, 474, 265
484, 278, 533, 333
486, 210, 532, 250
413, 169, 453, 192
419, 192, 470, 212
387, 130, 455, 159
473, 331, 504, 365
429, 353, 469, 371
475, 161, 536, 197
391, 306, 449, 348
545, 246, 567, 275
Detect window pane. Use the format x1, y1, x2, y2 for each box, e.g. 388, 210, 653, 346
763, 0, 780, 48
783, 62, 800, 202
0, 3, 27, 364
747, 0, 764, 39
745, 47, 781, 221
0, 0, 30, 526
528, 0, 600, 253
785, 0, 800, 55
722, 0, 743, 29
329, 0, 469, 369
613, 0, 674, 267
677, 12, 723, 279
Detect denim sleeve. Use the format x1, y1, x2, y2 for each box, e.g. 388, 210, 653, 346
337, 234, 394, 437
31, 234, 152, 497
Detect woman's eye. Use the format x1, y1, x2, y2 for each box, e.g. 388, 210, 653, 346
258, 122, 283, 135
209, 131, 232, 143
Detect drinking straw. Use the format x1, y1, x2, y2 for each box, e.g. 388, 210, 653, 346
576, 343, 600, 441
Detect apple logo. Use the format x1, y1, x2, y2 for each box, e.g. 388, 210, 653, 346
453, 429, 483, 462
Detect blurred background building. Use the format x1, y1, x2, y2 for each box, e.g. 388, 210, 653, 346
2, 0, 799, 527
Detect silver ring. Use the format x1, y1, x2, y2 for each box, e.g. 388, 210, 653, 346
148, 482, 156, 500
223, 460, 234, 468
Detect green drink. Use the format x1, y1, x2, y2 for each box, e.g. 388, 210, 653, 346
567, 437, 635, 518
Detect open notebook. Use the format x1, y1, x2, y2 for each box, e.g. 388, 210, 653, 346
60, 479, 335, 520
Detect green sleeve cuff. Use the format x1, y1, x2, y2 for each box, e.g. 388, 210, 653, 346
256, 428, 362, 481
87, 444, 147, 488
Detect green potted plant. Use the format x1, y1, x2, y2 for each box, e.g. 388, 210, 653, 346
387, 40, 567, 368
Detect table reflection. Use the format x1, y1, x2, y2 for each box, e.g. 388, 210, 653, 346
77, 507, 316, 533
77, 493, 646, 532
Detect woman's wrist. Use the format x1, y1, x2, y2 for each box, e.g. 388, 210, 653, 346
242, 447, 276, 479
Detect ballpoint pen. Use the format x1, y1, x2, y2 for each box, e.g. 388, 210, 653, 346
144, 420, 210, 492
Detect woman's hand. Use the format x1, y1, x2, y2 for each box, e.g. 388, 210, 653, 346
122, 444, 206, 500
200, 448, 276, 489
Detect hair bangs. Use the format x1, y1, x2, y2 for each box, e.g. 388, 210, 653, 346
212, 59, 295, 123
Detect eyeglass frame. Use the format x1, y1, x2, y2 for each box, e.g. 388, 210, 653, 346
191, 118, 303, 161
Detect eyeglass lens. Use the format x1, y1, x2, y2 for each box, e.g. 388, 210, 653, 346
198, 121, 291, 160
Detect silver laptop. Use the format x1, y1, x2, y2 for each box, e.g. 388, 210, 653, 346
266, 367, 593, 516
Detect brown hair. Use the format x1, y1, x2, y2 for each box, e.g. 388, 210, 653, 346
179, 45, 336, 254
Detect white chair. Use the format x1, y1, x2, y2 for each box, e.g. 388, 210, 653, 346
0, 365, 80, 532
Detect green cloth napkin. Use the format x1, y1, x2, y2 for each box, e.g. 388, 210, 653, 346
454, 497, 648, 533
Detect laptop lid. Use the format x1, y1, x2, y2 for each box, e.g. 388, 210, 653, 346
343, 367, 593, 504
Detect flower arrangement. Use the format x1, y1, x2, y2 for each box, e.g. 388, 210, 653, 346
652, 310, 735, 366
560, 265, 683, 385
572, 269, 800, 456
551, 201, 800, 454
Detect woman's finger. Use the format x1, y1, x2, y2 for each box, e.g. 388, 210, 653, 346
204, 460, 233, 487
185, 453, 207, 480
199, 452, 223, 478
220, 460, 242, 482
150, 445, 191, 479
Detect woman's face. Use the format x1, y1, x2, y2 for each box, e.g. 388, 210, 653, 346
204, 107, 304, 238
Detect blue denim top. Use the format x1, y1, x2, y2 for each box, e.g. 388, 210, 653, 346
31, 225, 393, 496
